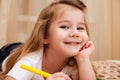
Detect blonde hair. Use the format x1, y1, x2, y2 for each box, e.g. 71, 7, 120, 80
0, 0, 88, 78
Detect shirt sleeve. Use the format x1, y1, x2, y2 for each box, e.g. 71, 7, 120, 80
7, 58, 34, 80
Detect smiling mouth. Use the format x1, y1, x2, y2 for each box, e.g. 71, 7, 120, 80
64, 42, 81, 45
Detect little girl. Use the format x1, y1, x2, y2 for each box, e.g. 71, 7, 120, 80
0, 0, 96, 80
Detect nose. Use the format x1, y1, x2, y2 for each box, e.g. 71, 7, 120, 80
69, 28, 79, 38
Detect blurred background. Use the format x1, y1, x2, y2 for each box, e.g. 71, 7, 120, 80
0, 0, 120, 60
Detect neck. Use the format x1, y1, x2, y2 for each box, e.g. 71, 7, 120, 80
42, 49, 69, 74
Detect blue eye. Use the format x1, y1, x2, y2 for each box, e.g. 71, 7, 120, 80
60, 26, 69, 29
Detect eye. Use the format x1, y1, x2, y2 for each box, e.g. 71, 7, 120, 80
77, 26, 85, 30
60, 25, 69, 29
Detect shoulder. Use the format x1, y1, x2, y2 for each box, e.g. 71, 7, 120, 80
19, 48, 44, 68
6, 49, 44, 80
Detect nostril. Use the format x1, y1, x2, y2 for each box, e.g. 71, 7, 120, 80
69, 29, 80, 38
69, 33, 79, 37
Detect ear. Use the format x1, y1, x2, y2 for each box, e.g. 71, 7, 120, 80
43, 39, 49, 44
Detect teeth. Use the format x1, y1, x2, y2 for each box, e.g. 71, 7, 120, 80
65, 42, 79, 44
71, 43, 77, 44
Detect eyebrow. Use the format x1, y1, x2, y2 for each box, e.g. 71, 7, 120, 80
58, 20, 85, 25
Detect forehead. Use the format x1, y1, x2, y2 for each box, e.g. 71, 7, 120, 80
53, 4, 85, 22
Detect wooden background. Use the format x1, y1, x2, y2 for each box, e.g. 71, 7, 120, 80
0, 0, 120, 60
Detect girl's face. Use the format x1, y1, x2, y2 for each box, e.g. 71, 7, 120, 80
44, 4, 89, 57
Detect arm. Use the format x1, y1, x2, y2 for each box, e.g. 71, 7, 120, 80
4, 76, 15, 80
74, 41, 96, 80
3, 60, 34, 80
4, 73, 71, 80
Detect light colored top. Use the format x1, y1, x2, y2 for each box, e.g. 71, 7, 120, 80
6, 49, 44, 80
2, 48, 78, 80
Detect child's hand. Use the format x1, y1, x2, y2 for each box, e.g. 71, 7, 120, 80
80, 41, 94, 55
74, 41, 95, 62
46, 72, 71, 80
74, 41, 96, 80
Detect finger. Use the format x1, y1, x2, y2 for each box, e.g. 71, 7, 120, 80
79, 41, 95, 55
53, 77, 68, 80
88, 41, 95, 50
79, 42, 87, 51
86, 41, 95, 55
50, 72, 71, 80
84, 41, 94, 49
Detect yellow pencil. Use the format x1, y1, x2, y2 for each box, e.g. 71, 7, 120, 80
20, 64, 51, 78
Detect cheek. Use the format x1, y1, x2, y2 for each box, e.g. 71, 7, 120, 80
81, 33, 89, 43
85, 34, 89, 41
48, 31, 64, 43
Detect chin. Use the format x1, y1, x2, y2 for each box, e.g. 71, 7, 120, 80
67, 51, 79, 57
